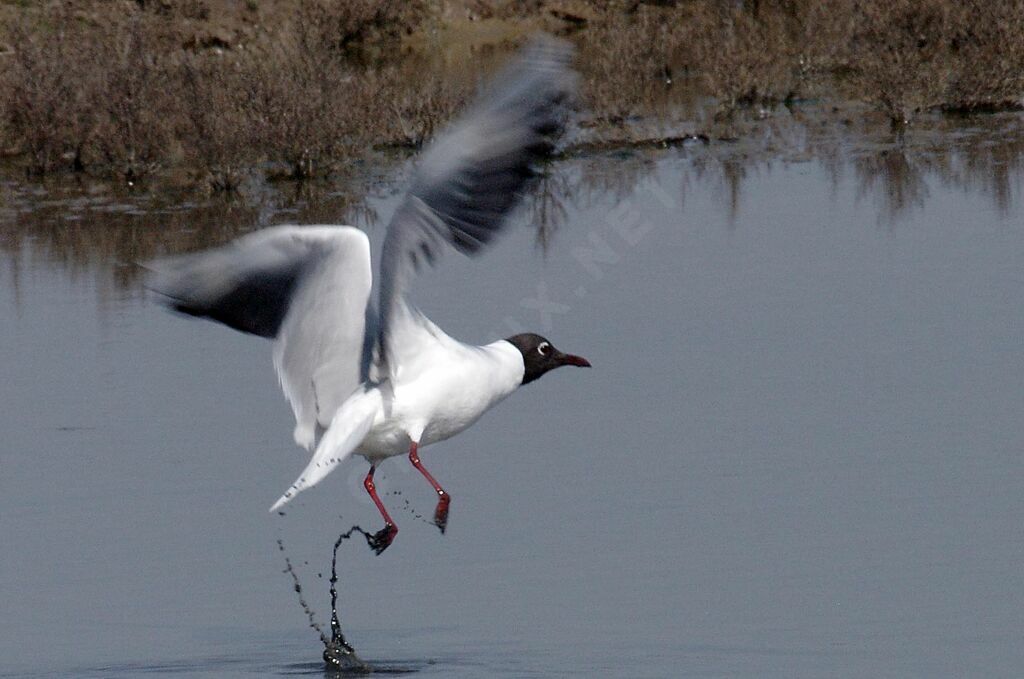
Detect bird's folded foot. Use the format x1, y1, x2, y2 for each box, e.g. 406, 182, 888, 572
433, 493, 451, 534
367, 523, 397, 555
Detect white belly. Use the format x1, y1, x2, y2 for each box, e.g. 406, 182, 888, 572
269, 339, 525, 511
354, 342, 523, 462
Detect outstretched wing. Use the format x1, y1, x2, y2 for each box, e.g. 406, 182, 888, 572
376, 35, 577, 373
147, 225, 373, 449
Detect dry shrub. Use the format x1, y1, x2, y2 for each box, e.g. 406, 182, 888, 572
248, 45, 349, 176
576, 0, 1024, 125
578, 4, 677, 123
179, 56, 259, 191
843, 0, 960, 125
369, 64, 472, 148
824, 0, 1024, 122
576, 1, 825, 123
681, 2, 803, 113
0, 0, 432, 185
3, 0, 1024, 185
3, 13, 97, 174
175, 0, 424, 184
940, 2, 1024, 113
242, 1, 394, 179
297, 0, 425, 57
4, 10, 182, 179
142, 0, 212, 21
90, 18, 176, 181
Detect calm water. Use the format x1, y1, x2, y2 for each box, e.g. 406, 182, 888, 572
2, 115, 1023, 677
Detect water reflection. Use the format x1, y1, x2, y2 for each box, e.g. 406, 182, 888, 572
0, 172, 383, 298
852, 148, 929, 225
2, 107, 1022, 299
4, 101, 1024, 679
675, 106, 1024, 227
531, 106, 1023, 234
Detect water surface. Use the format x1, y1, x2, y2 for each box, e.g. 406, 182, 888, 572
2, 115, 1023, 677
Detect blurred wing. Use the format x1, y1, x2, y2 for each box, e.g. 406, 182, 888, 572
376, 35, 577, 373
147, 225, 373, 449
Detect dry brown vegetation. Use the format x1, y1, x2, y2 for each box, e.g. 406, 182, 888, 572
0, 0, 445, 187
575, 0, 1024, 125
2, 0, 1023, 188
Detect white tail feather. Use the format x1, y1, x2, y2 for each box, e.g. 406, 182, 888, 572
269, 387, 382, 511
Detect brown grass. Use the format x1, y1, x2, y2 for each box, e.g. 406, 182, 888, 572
574, 0, 1024, 127
0, 1, 437, 187
2, 0, 1023, 186
4, 8, 98, 174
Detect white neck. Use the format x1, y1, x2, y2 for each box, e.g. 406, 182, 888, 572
483, 340, 526, 399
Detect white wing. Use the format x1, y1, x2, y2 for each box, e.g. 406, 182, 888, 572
147, 225, 373, 449
376, 35, 577, 375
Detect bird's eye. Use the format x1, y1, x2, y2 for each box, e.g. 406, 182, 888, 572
538, 342, 551, 356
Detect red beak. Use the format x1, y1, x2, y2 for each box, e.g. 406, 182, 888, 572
560, 353, 592, 368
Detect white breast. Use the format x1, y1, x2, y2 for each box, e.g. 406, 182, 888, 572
355, 340, 524, 461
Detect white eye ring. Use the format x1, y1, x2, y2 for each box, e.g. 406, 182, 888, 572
538, 342, 551, 356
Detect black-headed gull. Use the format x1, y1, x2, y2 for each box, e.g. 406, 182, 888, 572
149, 37, 589, 553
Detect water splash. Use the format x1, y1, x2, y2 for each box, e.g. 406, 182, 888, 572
279, 525, 396, 673
323, 526, 376, 672
276, 538, 328, 647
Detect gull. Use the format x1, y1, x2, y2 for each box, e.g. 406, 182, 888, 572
148, 37, 589, 554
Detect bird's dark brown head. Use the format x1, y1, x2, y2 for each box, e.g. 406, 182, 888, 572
505, 333, 591, 385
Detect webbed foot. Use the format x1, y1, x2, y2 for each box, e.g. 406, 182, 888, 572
367, 523, 397, 555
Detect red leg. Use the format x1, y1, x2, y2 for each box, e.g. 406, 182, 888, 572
363, 465, 397, 554
408, 442, 451, 533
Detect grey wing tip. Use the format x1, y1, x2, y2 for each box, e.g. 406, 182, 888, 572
139, 257, 178, 299
140, 255, 192, 304
133, 258, 163, 292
